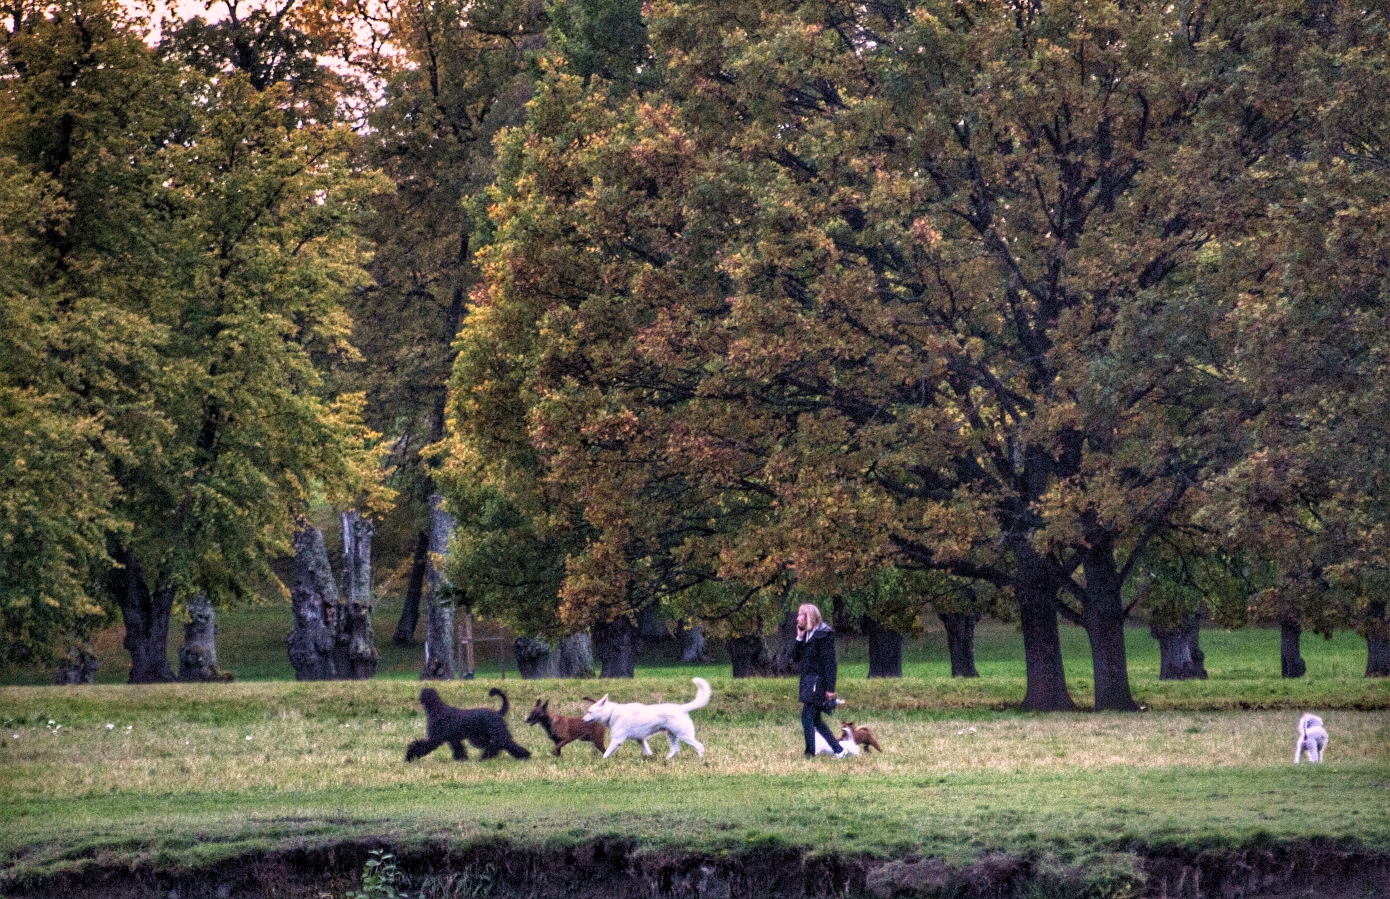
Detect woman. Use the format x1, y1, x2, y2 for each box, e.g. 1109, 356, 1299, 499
792, 602, 847, 758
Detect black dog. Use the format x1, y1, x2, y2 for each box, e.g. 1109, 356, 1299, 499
405, 687, 531, 762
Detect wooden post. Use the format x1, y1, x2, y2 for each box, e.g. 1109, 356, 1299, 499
464, 613, 475, 678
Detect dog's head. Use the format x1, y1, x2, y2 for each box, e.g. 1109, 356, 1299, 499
525, 699, 549, 726
582, 695, 612, 724
419, 687, 442, 708
839, 721, 857, 742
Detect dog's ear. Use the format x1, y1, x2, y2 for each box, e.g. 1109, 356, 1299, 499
543, 699, 549, 710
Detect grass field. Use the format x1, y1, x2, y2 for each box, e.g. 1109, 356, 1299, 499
2, 598, 1389, 895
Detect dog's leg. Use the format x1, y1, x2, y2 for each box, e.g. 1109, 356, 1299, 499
603, 737, 624, 758
640, 739, 652, 756
682, 735, 704, 758
505, 741, 531, 759
406, 739, 442, 762
479, 745, 501, 760
1294, 737, 1303, 764
450, 740, 471, 761
665, 731, 680, 759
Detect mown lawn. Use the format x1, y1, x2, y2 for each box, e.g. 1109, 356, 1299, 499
2, 671, 1388, 885
2, 601, 1389, 890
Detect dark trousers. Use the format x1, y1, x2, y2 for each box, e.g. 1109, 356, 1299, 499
801, 702, 841, 755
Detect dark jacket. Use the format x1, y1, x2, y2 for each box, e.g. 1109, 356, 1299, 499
792, 625, 837, 698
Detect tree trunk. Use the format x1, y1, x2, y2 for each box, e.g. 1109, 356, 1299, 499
556, 632, 595, 677
515, 636, 557, 679
1151, 612, 1208, 680
394, 530, 428, 646
1081, 539, 1140, 711
287, 523, 340, 681
514, 632, 595, 679
1368, 632, 1390, 678
592, 616, 637, 678
769, 607, 801, 674
1014, 543, 1077, 711
865, 616, 903, 678
113, 547, 175, 684
178, 592, 225, 681
54, 645, 98, 685
338, 510, 378, 679
1281, 615, 1307, 679
938, 611, 980, 678
421, 494, 456, 680
678, 624, 711, 663
1364, 599, 1389, 678
727, 632, 773, 677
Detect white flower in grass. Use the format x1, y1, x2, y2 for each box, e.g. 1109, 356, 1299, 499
48, 720, 54, 726
106, 723, 115, 730
957, 729, 965, 735
968, 727, 977, 734
11, 734, 18, 739
246, 735, 253, 741
125, 725, 133, 732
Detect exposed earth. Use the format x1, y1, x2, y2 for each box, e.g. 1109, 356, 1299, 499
4, 838, 1389, 899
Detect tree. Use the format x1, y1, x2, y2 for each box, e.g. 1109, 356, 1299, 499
0, 161, 122, 671
0, 0, 184, 675
352, 0, 544, 647
474, 0, 1353, 710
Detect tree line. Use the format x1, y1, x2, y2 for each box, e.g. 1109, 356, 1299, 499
3, 0, 1388, 707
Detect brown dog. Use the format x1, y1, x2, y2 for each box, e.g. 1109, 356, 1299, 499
526, 699, 607, 756
840, 721, 882, 753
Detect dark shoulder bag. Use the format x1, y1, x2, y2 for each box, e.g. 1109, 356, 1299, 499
798, 673, 823, 704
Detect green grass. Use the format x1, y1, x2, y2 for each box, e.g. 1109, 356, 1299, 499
1, 584, 1382, 693
1, 673, 1388, 885
3, 599, 1389, 889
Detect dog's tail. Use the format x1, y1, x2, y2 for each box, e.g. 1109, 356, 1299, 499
489, 687, 510, 717
680, 677, 712, 713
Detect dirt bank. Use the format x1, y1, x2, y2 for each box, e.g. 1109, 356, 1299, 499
3, 837, 1388, 899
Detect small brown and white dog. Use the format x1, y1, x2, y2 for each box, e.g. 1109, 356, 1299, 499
841, 721, 882, 753
1294, 712, 1328, 763
526, 699, 607, 756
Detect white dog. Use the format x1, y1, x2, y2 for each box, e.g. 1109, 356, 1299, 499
813, 723, 861, 756
1294, 713, 1328, 763
583, 677, 711, 758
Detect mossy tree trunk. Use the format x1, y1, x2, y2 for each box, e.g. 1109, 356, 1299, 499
339, 510, 378, 679
421, 494, 456, 680
287, 523, 339, 680
178, 592, 224, 681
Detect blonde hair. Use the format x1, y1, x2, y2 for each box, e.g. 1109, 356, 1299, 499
798, 603, 824, 631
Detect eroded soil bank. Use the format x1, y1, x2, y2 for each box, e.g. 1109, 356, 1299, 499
3, 838, 1388, 899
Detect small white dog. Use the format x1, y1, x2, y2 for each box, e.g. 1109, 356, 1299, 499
813, 723, 862, 756
583, 677, 711, 758
1294, 712, 1328, 763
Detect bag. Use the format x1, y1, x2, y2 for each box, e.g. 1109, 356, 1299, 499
798, 673, 823, 705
